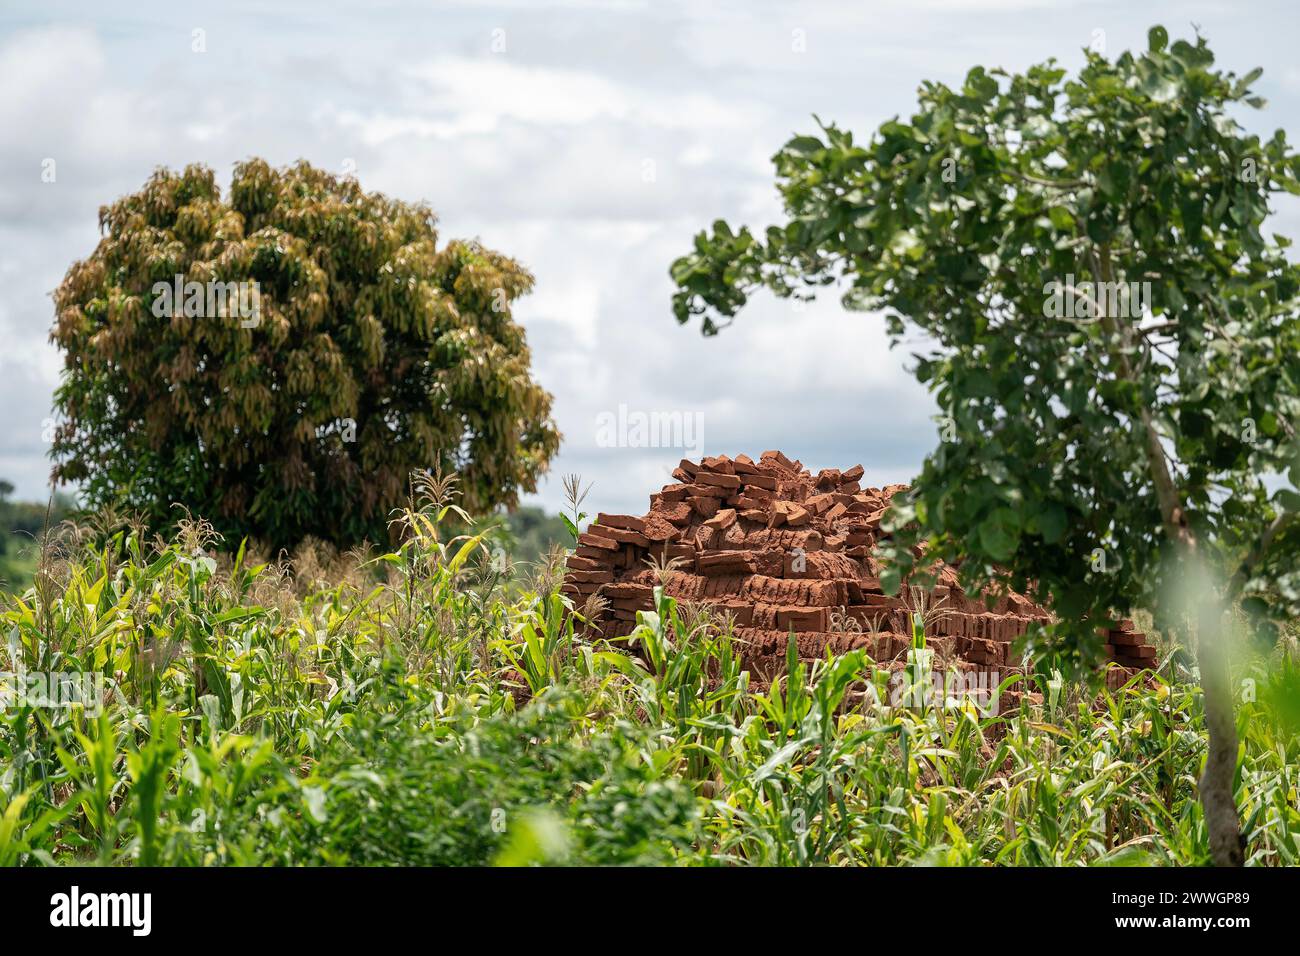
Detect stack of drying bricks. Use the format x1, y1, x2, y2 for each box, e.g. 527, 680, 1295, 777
1102, 620, 1158, 672
562, 451, 1157, 689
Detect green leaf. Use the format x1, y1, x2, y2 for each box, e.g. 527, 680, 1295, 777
1235, 66, 1263, 96
302, 786, 328, 824
978, 508, 1022, 562
786, 135, 826, 156
1035, 502, 1068, 544
1275, 488, 1300, 512
888, 230, 924, 260
880, 562, 902, 596
1048, 207, 1075, 231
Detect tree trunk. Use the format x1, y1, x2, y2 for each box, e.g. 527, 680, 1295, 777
1195, 601, 1245, 866
1092, 246, 1244, 866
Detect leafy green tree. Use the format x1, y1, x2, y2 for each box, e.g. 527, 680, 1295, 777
52, 160, 560, 549
670, 27, 1300, 865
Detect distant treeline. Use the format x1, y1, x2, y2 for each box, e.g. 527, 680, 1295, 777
0, 480, 566, 591
498, 505, 571, 567
0, 483, 76, 590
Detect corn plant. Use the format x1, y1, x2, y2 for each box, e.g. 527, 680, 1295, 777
1, 481, 1297, 867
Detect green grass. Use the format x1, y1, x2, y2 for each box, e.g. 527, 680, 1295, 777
1, 484, 1297, 867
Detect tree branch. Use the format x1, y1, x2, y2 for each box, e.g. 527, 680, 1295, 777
1226, 509, 1297, 602
1000, 168, 1089, 190
1092, 247, 1194, 549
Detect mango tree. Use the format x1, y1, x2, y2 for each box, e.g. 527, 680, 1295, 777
52, 160, 560, 550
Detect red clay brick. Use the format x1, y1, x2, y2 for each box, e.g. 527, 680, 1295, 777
597, 513, 647, 533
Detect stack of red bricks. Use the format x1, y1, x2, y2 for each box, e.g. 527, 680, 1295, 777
1102, 620, 1158, 670
562, 451, 1158, 684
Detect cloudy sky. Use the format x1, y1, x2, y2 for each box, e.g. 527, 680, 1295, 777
3, 0, 1299, 517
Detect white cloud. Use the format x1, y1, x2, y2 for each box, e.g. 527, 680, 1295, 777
406, 58, 634, 128
1, 0, 1299, 518
327, 57, 765, 147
